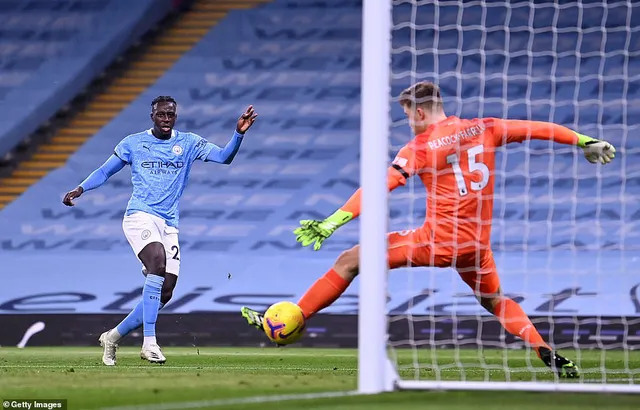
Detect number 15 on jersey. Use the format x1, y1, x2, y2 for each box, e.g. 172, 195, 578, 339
446, 144, 490, 196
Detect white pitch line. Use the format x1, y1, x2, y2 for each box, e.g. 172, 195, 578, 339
93, 391, 359, 410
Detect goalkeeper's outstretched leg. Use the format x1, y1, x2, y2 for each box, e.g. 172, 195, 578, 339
241, 248, 356, 337
240, 244, 358, 343
477, 293, 579, 378
240, 232, 579, 378
457, 249, 580, 378
476, 292, 580, 378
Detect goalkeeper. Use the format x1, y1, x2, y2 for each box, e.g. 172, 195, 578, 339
242, 81, 615, 378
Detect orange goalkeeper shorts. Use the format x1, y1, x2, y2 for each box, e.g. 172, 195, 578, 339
386, 229, 501, 296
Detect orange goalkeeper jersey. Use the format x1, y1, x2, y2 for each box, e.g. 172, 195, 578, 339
341, 116, 580, 255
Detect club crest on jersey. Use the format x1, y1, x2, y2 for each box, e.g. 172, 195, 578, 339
172, 145, 183, 155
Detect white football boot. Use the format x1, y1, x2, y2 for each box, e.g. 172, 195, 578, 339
140, 343, 166, 364
98, 330, 118, 366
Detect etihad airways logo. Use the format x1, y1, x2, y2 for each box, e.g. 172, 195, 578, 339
141, 161, 185, 175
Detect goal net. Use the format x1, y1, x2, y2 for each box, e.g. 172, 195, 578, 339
358, 0, 639, 393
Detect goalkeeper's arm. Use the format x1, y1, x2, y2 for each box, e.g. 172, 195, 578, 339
294, 167, 406, 250
324, 166, 406, 224
489, 118, 616, 164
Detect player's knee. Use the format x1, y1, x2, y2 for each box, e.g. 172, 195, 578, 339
139, 242, 167, 274
480, 298, 496, 313
147, 252, 166, 274
334, 247, 359, 281
480, 294, 503, 314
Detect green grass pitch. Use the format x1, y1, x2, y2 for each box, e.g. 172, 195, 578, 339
0, 347, 639, 409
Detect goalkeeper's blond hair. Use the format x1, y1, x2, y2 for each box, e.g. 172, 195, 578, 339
399, 81, 444, 113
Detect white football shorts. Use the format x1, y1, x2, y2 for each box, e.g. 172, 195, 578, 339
122, 211, 181, 276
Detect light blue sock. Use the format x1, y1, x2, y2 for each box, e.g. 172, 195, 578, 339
115, 300, 165, 339
142, 274, 164, 337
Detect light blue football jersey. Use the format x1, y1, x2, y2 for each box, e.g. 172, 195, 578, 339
114, 129, 214, 227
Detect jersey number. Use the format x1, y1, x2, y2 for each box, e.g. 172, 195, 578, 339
446, 144, 489, 196
171, 245, 180, 261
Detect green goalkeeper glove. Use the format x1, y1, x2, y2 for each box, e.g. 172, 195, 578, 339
293, 209, 353, 251
576, 133, 616, 164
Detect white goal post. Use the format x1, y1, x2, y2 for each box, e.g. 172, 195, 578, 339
358, 0, 639, 395
358, 0, 394, 395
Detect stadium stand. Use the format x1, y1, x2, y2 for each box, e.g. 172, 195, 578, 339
0, 0, 637, 340
0, 0, 175, 159
0, 0, 268, 207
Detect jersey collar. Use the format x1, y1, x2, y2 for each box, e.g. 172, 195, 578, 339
147, 128, 176, 138
421, 115, 458, 137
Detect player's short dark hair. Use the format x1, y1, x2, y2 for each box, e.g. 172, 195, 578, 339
399, 81, 443, 111
151, 96, 177, 109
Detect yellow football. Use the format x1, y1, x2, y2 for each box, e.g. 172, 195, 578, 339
262, 301, 306, 345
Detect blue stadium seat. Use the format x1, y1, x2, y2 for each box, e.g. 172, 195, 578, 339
0, 0, 174, 156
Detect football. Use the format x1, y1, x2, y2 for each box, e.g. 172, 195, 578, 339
262, 301, 306, 345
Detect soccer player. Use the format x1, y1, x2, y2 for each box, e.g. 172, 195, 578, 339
62, 96, 257, 365
241, 81, 617, 378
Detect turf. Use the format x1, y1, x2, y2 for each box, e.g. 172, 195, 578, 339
0, 347, 638, 410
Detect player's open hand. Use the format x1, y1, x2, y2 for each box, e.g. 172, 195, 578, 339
582, 139, 616, 165
293, 210, 354, 251
236, 105, 258, 134
294, 220, 327, 251
62, 186, 84, 207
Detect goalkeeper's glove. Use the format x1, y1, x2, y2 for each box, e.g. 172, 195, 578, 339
577, 133, 616, 164
293, 209, 353, 251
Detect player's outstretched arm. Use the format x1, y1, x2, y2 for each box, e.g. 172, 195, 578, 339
294, 166, 407, 250
205, 130, 245, 164
62, 154, 126, 206
491, 119, 616, 164
204, 105, 258, 164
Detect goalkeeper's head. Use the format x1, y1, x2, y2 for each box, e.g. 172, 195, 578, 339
399, 81, 447, 135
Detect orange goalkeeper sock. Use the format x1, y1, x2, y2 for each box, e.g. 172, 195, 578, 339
297, 268, 350, 319
494, 298, 551, 355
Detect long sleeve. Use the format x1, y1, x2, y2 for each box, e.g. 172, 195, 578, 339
79, 154, 126, 192
339, 166, 407, 219
340, 141, 425, 218
488, 118, 583, 146
205, 130, 244, 164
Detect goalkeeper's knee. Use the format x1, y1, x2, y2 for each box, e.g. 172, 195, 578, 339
334, 248, 359, 281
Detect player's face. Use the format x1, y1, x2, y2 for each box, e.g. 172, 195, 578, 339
403, 105, 428, 135
151, 102, 177, 137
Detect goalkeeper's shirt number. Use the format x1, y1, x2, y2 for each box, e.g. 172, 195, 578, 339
445, 144, 490, 196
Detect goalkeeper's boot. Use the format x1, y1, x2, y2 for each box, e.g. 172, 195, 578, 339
98, 330, 118, 366
241, 306, 264, 331
140, 343, 166, 364
538, 347, 580, 378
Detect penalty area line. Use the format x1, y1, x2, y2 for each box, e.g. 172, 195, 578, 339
94, 391, 359, 410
